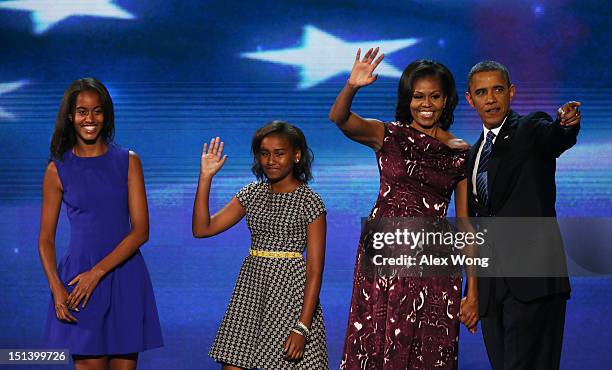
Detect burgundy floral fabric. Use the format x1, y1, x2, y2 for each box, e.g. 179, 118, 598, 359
341, 122, 468, 370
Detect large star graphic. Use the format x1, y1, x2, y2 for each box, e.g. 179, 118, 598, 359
0, 80, 28, 120
0, 0, 135, 34
241, 25, 420, 89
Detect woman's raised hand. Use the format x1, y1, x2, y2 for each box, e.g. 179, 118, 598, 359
348, 47, 385, 89
200, 137, 228, 178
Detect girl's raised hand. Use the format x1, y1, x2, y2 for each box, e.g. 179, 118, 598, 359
348, 47, 385, 89
200, 137, 228, 178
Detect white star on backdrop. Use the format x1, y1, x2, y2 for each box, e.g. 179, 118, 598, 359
0, 0, 134, 34
241, 25, 420, 89
0, 80, 28, 119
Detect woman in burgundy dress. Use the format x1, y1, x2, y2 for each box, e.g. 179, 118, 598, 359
329, 49, 479, 369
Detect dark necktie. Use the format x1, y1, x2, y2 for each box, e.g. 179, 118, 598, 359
476, 131, 496, 207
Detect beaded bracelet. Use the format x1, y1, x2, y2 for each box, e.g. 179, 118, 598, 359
291, 321, 311, 342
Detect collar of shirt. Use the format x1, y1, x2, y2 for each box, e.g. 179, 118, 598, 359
482, 115, 508, 144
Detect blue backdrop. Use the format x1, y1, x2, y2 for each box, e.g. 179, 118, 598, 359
1, 0, 611, 368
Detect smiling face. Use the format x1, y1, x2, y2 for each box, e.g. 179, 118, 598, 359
466, 70, 515, 129
409, 76, 447, 129
257, 134, 300, 182
71, 90, 104, 144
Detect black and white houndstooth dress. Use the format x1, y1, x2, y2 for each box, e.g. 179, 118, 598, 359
209, 181, 329, 369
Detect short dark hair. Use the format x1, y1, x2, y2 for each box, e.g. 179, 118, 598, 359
467, 60, 511, 90
50, 77, 115, 160
395, 59, 458, 131
251, 121, 314, 183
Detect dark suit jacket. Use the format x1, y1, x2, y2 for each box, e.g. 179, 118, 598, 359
467, 110, 578, 315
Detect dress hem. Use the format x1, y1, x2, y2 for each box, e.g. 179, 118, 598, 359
70, 343, 164, 357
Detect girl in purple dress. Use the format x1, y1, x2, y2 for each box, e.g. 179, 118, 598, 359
39, 78, 163, 370
329, 49, 479, 369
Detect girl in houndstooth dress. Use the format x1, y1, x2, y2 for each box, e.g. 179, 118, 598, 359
193, 121, 329, 369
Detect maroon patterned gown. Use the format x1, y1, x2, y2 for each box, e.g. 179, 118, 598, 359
340, 122, 468, 370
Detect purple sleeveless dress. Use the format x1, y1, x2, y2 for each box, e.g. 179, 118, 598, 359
43, 144, 163, 355
341, 123, 468, 370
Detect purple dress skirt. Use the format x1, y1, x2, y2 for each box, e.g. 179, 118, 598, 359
340, 123, 468, 370
42, 144, 163, 356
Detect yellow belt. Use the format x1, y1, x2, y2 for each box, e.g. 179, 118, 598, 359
249, 249, 302, 259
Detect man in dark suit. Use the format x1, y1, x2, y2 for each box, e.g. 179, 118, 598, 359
463, 60, 581, 370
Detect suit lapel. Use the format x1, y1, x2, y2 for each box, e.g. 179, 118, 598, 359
487, 111, 519, 207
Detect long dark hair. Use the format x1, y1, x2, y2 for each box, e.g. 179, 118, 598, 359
49, 77, 115, 160
251, 121, 314, 183
395, 59, 458, 130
